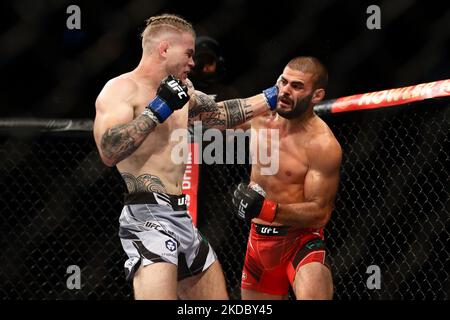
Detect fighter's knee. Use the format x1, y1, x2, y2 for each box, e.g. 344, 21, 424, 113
293, 263, 333, 300
296, 286, 333, 300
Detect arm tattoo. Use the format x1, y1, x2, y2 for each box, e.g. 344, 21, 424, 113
189, 91, 252, 129
121, 172, 167, 193
223, 99, 253, 128
189, 92, 226, 128
101, 114, 157, 165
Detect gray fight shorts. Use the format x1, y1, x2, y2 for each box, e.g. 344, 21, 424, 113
119, 192, 217, 281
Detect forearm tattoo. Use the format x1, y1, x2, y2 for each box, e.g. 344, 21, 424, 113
101, 114, 157, 164
223, 99, 253, 128
189, 91, 252, 129
121, 172, 167, 193
189, 92, 226, 128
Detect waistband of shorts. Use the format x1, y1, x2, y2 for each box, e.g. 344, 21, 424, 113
123, 192, 187, 211
252, 222, 290, 236
251, 222, 323, 237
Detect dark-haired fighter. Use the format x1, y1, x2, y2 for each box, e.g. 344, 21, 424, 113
233, 56, 342, 300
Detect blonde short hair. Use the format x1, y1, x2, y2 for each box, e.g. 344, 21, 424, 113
141, 14, 195, 50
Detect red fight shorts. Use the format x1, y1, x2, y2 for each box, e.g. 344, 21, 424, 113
241, 222, 330, 296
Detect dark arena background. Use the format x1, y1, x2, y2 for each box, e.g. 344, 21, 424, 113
1, 0, 449, 301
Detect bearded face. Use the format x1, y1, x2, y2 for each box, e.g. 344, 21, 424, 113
276, 92, 313, 119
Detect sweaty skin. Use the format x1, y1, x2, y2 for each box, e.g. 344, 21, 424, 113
94, 32, 272, 195
251, 111, 341, 228
95, 75, 269, 195
96, 73, 189, 194
93, 24, 274, 300
250, 67, 342, 229
241, 63, 342, 301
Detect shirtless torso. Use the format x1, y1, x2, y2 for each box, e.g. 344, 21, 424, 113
251, 111, 341, 228
233, 57, 342, 300
93, 15, 277, 300
95, 72, 190, 195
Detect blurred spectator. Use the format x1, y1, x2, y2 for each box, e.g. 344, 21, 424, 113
190, 36, 239, 101
189, 37, 242, 252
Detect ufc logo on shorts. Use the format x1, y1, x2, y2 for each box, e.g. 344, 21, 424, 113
168, 80, 188, 99
238, 200, 248, 219
178, 197, 186, 206
260, 227, 278, 234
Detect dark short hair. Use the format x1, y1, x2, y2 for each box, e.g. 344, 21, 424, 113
286, 56, 328, 90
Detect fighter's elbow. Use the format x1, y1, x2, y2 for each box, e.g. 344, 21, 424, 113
314, 208, 332, 229
100, 154, 116, 167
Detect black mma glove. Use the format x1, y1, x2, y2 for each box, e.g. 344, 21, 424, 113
146, 75, 189, 123
232, 182, 278, 222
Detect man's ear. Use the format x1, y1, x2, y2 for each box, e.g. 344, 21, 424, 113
312, 88, 325, 104
158, 41, 169, 57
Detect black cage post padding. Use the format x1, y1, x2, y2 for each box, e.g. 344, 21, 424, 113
0, 98, 449, 299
